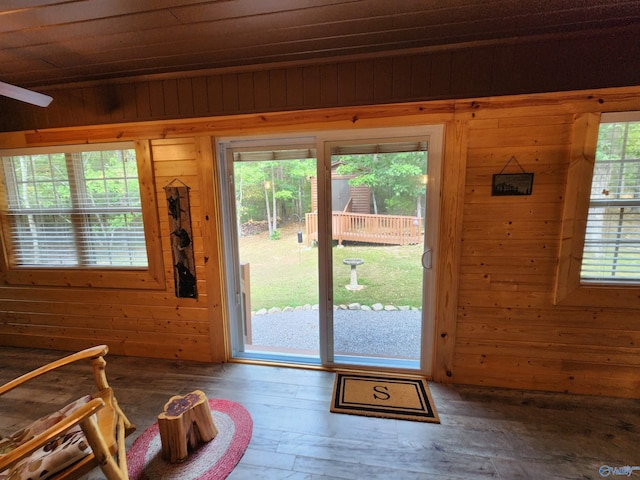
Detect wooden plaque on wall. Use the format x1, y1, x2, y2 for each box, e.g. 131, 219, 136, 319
164, 181, 197, 298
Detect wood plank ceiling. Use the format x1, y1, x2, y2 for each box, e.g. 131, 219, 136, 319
1, 0, 640, 89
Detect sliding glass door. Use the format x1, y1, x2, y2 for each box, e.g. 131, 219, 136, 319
218, 126, 442, 373
221, 144, 321, 363
327, 138, 429, 368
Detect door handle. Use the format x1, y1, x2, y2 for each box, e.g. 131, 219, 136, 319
422, 249, 432, 269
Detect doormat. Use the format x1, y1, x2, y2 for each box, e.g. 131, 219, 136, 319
331, 371, 440, 423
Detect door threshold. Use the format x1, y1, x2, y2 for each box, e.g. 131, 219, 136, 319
331, 355, 420, 371
231, 351, 421, 373
232, 351, 322, 368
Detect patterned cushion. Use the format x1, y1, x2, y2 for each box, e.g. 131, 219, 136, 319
0, 396, 93, 480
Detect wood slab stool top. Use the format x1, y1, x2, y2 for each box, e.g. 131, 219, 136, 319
157, 390, 218, 463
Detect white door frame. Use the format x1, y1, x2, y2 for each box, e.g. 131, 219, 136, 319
316, 124, 443, 374
215, 124, 444, 375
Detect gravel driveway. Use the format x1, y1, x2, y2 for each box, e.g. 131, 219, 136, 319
249, 309, 421, 359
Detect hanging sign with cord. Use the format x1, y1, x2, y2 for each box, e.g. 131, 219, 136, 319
491, 156, 534, 196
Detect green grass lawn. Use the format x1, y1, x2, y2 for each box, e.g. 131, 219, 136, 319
239, 224, 424, 310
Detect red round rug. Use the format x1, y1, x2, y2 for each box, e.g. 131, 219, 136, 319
127, 399, 253, 480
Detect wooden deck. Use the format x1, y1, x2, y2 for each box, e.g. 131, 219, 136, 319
305, 212, 422, 246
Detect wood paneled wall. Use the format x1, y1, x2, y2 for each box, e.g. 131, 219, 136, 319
1, 25, 639, 133
0, 136, 225, 362
1, 84, 639, 396
455, 113, 629, 396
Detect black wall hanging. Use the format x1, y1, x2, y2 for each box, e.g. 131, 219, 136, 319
164, 179, 197, 298
492, 156, 534, 196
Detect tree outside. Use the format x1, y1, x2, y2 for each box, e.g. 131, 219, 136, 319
235, 147, 427, 310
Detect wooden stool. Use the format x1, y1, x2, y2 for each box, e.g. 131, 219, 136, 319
157, 390, 218, 463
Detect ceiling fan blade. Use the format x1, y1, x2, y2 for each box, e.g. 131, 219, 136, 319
0, 81, 53, 107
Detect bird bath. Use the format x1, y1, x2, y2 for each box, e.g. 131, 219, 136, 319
343, 258, 365, 291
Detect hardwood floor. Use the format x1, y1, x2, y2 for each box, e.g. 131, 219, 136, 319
0, 346, 638, 479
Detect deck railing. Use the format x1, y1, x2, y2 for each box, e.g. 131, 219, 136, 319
305, 212, 422, 246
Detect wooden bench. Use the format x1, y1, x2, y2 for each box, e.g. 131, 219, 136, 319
157, 390, 218, 463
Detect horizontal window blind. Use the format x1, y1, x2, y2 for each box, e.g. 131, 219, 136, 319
233, 149, 316, 162
331, 141, 427, 155
581, 119, 640, 283
582, 204, 640, 282
8, 213, 146, 266
1, 143, 148, 268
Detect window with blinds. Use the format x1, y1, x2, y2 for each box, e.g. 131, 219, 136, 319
1, 143, 148, 268
581, 115, 640, 283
